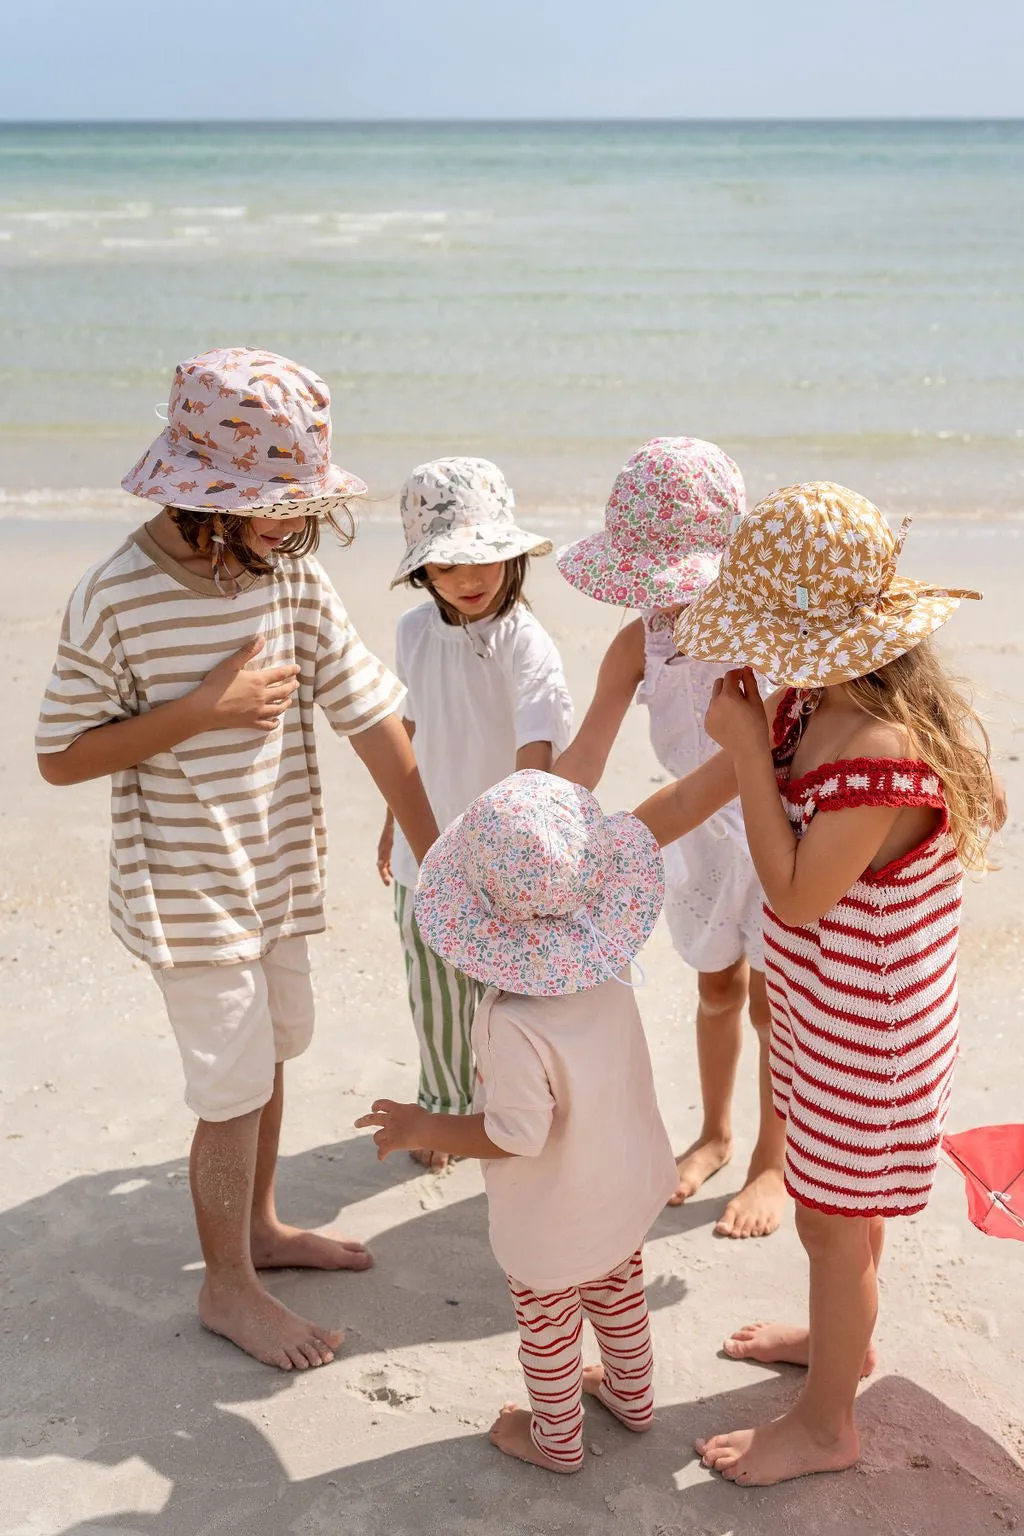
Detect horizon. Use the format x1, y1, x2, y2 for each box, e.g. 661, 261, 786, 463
4, 115, 1024, 128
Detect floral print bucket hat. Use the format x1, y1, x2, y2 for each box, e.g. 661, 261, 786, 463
121, 346, 367, 518
415, 770, 664, 997
390, 457, 552, 588
555, 437, 746, 610
673, 481, 981, 689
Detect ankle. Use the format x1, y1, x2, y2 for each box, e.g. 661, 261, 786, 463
201, 1259, 260, 1294
792, 1401, 857, 1446
697, 1127, 733, 1148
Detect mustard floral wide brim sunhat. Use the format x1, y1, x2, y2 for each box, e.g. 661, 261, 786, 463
673, 482, 981, 689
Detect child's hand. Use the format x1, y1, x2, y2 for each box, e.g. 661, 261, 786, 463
376, 815, 394, 886
705, 668, 770, 756
192, 636, 301, 733
355, 1099, 426, 1159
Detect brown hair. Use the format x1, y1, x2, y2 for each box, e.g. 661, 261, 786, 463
169, 504, 355, 579
408, 554, 530, 627
844, 639, 997, 872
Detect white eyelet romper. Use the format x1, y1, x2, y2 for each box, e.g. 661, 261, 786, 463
638, 611, 765, 973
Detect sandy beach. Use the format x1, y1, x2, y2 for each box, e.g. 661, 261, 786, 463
1, 507, 1023, 1535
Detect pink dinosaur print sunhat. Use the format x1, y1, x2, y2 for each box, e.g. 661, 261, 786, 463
556, 437, 746, 610
121, 346, 367, 519
390, 457, 552, 587
414, 770, 664, 997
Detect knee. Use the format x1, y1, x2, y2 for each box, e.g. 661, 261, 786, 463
746, 971, 772, 1037
698, 964, 747, 1018
794, 1202, 873, 1261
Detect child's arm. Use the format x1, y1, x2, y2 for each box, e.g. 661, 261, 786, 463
37, 636, 300, 787
516, 740, 554, 772
707, 669, 910, 926
551, 619, 646, 789
352, 715, 439, 866
376, 719, 416, 886
355, 1100, 513, 1161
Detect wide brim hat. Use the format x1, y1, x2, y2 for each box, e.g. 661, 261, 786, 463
414, 771, 665, 997
121, 346, 367, 518
390, 456, 551, 586
556, 437, 746, 610
673, 481, 981, 689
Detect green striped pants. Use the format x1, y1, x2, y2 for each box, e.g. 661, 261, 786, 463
394, 881, 483, 1115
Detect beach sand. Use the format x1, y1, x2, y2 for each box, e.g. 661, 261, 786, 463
1, 511, 1022, 1535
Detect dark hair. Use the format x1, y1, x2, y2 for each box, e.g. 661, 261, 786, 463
168, 504, 355, 579
408, 553, 530, 627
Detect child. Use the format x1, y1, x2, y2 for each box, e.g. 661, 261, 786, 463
36, 347, 438, 1373
635, 482, 998, 1485
555, 438, 785, 1238
376, 458, 573, 1167
358, 770, 676, 1473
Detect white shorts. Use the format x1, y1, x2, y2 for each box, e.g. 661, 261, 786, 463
154, 936, 315, 1122
663, 823, 765, 974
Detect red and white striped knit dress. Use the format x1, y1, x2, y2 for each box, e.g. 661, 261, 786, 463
764, 690, 962, 1218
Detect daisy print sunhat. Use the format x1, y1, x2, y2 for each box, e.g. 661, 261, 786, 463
121, 346, 367, 519
673, 481, 981, 689
414, 770, 664, 997
556, 437, 746, 610
390, 457, 552, 588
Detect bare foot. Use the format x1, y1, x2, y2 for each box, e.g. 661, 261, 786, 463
666, 1135, 732, 1206
410, 1148, 452, 1171
714, 1166, 787, 1239
723, 1322, 876, 1378
198, 1275, 343, 1371
250, 1222, 373, 1272
696, 1408, 860, 1485
582, 1363, 652, 1433
488, 1405, 581, 1474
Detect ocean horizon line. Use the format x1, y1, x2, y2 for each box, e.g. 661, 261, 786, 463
3, 116, 1024, 129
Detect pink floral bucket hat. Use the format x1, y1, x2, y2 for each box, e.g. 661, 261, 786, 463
390, 457, 552, 587
673, 482, 981, 688
415, 770, 664, 997
556, 437, 746, 610
121, 346, 367, 518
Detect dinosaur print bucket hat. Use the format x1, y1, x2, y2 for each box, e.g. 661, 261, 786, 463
556, 437, 746, 610
121, 346, 367, 518
673, 481, 981, 688
415, 770, 664, 997
390, 457, 552, 587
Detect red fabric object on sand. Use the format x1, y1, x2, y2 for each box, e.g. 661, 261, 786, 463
942, 1125, 1024, 1241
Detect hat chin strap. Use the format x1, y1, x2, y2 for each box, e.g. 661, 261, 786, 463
575, 908, 645, 990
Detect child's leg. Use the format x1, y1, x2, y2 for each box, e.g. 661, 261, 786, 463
158, 947, 344, 1370
713, 969, 788, 1239
723, 1214, 882, 1375
668, 959, 746, 1205
698, 1206, 877, 1485
490, 1279, 586, 1473
394, 882, 478, 1168
579, 1248, 655, 1432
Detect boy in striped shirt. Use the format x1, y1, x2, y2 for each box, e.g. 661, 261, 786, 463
36, 348, 438, 1372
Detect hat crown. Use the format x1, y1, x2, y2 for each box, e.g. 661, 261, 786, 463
159, 346, 334, 494
399, 457, 515, 553
462, 775, 613, 924
605, 437, 745, 559
721, 483, 896, 614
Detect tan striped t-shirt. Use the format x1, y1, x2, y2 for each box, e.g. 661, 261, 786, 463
36, 526, 405, 969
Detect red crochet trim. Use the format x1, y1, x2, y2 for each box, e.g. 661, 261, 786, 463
783, 756, 947, 810
785, 1177, 930, 1220
770, 688, 806, 758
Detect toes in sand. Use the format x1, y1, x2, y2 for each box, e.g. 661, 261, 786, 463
488, 1405, 581, 1474
696, 1410, 860, 1486
713, 1166, 787, 1239
198, 1277, 343, 1371
666, 1136, 732, 1206
722, 1321, 876, 1378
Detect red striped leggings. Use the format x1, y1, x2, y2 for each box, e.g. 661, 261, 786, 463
507, 1247, 654, 1471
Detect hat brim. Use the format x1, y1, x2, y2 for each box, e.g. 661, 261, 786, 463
673, 576, 964, 688
390, 521, 553, 587
415, 811, 665, 997
556, 532, 721, 610
121, 430, 367, 516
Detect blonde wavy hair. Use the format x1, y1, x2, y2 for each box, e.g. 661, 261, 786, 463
844, 639, 997, 872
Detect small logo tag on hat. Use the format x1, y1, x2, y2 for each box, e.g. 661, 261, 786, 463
795, 585, 809, 611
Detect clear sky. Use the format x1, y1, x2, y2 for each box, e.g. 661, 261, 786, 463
2, 0, 1023, 121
